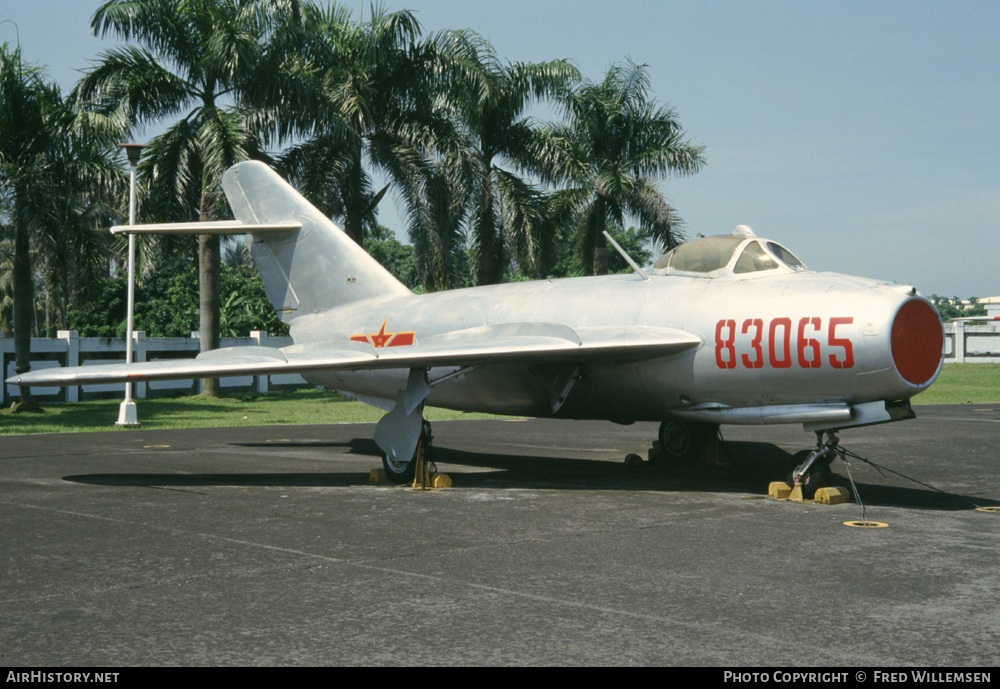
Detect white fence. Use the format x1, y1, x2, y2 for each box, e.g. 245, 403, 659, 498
1, 331, 307, 405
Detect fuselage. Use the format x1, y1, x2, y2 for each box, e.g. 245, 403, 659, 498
292, 269, 944, 423
221, 161, 942, 431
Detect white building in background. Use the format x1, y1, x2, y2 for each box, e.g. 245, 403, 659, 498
944, 295, 1000, 364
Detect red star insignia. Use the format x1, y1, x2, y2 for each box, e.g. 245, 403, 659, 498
350, 319, 416, 349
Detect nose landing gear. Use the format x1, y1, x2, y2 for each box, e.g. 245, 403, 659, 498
787, 430, 841, 500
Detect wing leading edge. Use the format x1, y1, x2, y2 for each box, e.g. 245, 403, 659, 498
6, 324, 701, 388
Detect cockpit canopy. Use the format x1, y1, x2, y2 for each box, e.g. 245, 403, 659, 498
651, 227, 806, 279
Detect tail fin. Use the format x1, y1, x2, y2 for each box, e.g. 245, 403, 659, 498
222, 161, 410, 323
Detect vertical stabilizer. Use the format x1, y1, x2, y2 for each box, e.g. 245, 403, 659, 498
222, 161, 410, 323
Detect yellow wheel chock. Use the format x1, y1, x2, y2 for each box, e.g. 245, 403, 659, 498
408, 437, 450, 491
767, 481, 849, 505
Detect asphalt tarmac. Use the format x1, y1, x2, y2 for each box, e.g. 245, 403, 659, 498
2, 405, 998, 667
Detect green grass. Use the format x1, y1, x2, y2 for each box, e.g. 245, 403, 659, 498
1, 363, 996, 435
911, 363, 1000, 405
0, 388, 505, 436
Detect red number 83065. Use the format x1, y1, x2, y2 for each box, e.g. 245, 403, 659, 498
714, 317, 854, 370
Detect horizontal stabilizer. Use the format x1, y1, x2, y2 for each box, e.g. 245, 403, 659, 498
7, 324, 701, 389
110, 220, 302, 235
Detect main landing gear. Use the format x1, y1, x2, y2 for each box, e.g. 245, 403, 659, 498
381, 419, 440, 486
382, 419, 432, 483
656, 419, 719, 464
624, 419, 721, 467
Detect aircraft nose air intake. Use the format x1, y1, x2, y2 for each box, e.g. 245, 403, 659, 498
891, 300, 944, 386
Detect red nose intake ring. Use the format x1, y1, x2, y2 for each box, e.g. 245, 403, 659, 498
891, 300, 944, 386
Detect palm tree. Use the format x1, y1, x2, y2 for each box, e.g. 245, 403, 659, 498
0, 240, 12, 336
1, 45, 58, 405
1, 44, 124, 406
397, 154, 470, 290
539, 60, 705, 275
77, 0, 275, 395
40, 110, 127, 334
442, 33, 578, 285
263, 3, 443, 247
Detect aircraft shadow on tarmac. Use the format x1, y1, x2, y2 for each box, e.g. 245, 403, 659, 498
63, 436, 995, 512
63, 471, 372, 489
429, 442, 995, 512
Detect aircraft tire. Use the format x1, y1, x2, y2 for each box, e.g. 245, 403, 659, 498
787, 450, 831, 500
658, 420, 715, 463
381, 424, 432, 484
382, 451, 416, 484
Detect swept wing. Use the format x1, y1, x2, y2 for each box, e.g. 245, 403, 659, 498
6, 323, 701, 388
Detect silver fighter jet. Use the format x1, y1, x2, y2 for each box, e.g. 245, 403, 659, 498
8, 162, 945, 495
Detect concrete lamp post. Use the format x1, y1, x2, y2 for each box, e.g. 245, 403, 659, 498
116, 143, 145, 427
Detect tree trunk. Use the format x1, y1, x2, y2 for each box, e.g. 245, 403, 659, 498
12, 214, 34, 405
477, 239, 500, 285
476, 184, 501, 285
588, 197, 609, 276
593, 246, 609, 276
199, 191, 221, 397
343, 153, 365, 245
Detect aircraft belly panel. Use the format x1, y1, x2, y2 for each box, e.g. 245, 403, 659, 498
311, 366, 555, 417
427, 366, 557, 416
306, 368, 408, 401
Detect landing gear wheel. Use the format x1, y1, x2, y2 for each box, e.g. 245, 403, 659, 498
382, 451, 417, 484
657, 420, 716, 464
787, 449, 832, 500
381, 420, 432, 485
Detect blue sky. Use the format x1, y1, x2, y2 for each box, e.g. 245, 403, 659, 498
3, 0, 998, 297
